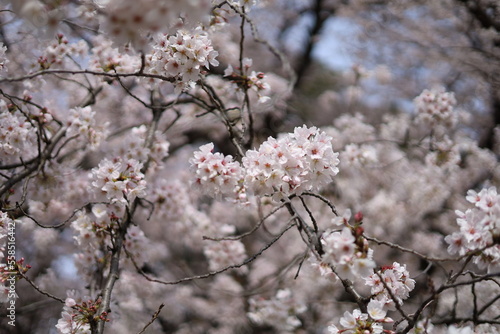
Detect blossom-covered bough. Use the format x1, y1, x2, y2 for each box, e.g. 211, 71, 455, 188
0, 1, 499, 333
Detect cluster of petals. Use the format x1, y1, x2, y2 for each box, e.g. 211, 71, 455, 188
56, 292, 92, 334
242, 125, 340, 199
445, 187, 500, 269
224, 57, 270, 103
150, 29, 219, 92
66, 106, 108, 150
414, 87, 457, 128
327, 300, 392, 334
320, 226, 376, 280
113, 125, 170, 166
148, 180, 190, 222
71, 203, 123, 251
341, 143, 378, 167
90, 157, 146, 205
0, 101, 38, 164
190, 143, 244, 199
190, 126, 340, 201
38, 34, 87, 69
89, 35, 141, 73
247, 289, 307, 331
365, 262, 415, 310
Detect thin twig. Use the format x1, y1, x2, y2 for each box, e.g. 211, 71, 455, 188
136, 303, 165, 334
18, 271, 65, 304
203, 201, 287, 241
128, 222, 296, 285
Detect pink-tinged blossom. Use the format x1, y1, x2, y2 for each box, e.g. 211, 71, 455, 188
90, 157, 146, 205
56, 311, 90, 334
66, 106, 108, 150
189, 143, 244, 200
55, 291, 92, 334
365, 262, 415, 310
319, 222, 375, 281
247, 289, 307, 331
328, 306, 390, 334
341, 143, 378, 167
414, 87, 457, 128
224, 57, 271, 102
367, 299, 390, 321
191, 127, 339, 201
445, 186, 500, 270
0, 100, 38, 164
331, 209, 352, 227
243, 125, 340, 199
37, 34, 88, 70
149, 28, 219, 92
112, 125, 170, 169
89, 35, 141, 73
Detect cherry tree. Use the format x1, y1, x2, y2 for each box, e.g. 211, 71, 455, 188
0, 1, 499, 334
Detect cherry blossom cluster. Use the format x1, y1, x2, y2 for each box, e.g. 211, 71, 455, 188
445, 186, 500, 270
71, 203, 150, 277
37, 34, 87, 70
112, 125, 170, 169
190, 126, 340, 201
414, 87, 458, 128
149, 29, 219, 91
365, 262, 415, 310
56, 291, 108, 334
189, 142, 244, 199
89, 35, 141, 73
56, 296, 91, 334
242, 125, 340, 198
320, 226, 376, 281
224, 57, 271, 103
327, 299, 393, 334
341, 143, 378, 167
203, 239, 247, 273
0, 101, 38, 164
90, 157, 146, 205
99, 0, 211, 48
247, 289, 307, 331
147, 179, 190, 222
71, 205, 118, 278
122, 225, 149, 267
66, 106, 108, 150
71, 206, 110, 249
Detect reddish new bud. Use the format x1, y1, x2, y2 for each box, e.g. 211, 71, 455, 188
354, 226, 364, 238
354, 211, 363, 223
